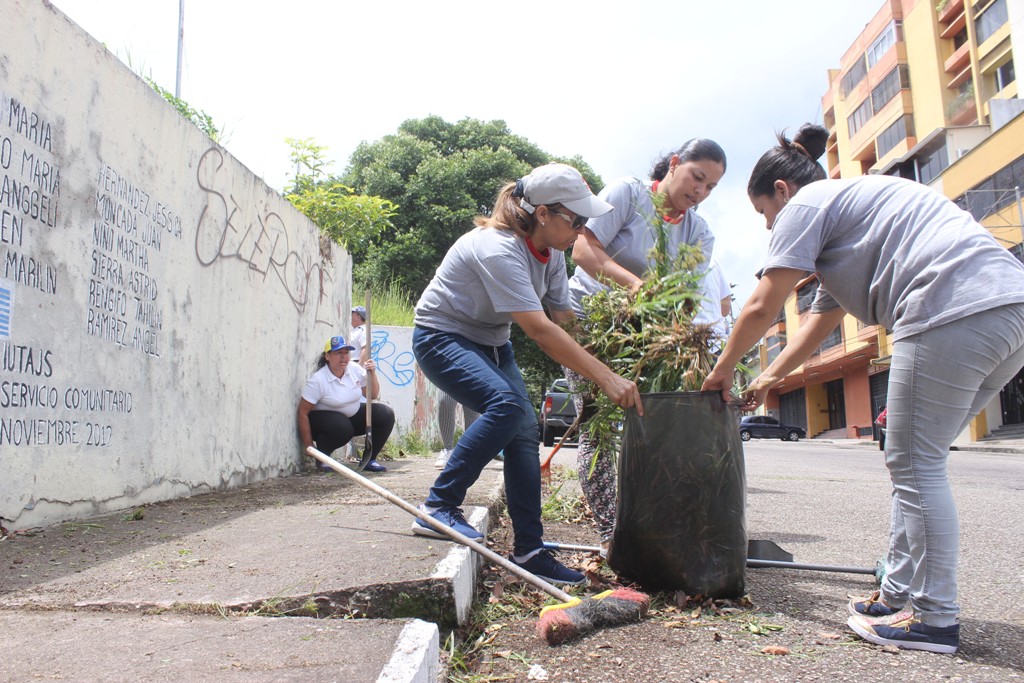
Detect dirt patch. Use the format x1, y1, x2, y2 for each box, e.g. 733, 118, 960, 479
447, 475, 1021, 683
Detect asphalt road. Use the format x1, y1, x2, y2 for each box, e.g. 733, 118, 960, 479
743, 439, 1024, 643
485, 438, 1024, 681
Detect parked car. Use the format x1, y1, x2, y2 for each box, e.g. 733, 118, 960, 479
541, 378, 577, 447
739, 415, 806, 442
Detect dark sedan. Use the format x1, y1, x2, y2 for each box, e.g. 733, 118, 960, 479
739, 415, 807, 442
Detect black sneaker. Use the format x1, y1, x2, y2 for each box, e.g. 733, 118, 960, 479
848, 614, 959, 654
363, 460, 387, 473
510, 549, 586, 586
411, 506, 484, 542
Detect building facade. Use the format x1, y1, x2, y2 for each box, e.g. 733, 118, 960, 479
759, 0, 1024, 442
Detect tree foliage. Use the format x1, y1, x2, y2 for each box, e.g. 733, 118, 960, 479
145, 77, 221, 142
341, 115, 603, 299
284, 138, 397, 250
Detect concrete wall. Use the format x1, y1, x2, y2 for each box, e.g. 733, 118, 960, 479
1, 1, 351, 530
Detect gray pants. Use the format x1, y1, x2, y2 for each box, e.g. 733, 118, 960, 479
438, 390, 479, 451
881, 303, 1024, 626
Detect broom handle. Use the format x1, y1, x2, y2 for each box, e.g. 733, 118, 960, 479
540, 412, 582, 471
364, 289, 372, 433
306, 445, 573, 603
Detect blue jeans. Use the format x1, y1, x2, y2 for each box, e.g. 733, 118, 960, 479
413, 326, 544, 556
881, 303, 1024, 627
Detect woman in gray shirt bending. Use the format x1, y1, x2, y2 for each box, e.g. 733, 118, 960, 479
703, 124, 1024, 655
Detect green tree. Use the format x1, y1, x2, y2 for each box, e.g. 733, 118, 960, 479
342, 115, 602, 298
284, 137, 397, 250
340, 116, 602, 403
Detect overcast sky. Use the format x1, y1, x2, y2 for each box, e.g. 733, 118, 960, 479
51, 0, 877, 308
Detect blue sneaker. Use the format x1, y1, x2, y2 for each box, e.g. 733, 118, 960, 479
848, 614, 959, 654
362, 460, 387, 473
510, 549, 586, 586
848, 590, 906, 618
412, 506, 484, 542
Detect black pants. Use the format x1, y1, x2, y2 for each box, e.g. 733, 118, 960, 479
308, 403, 396, 459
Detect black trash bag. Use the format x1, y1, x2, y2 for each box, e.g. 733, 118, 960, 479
607, 391, 746, 597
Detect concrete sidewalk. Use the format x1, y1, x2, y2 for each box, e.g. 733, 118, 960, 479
0, 454, 507, 683
3, 437, 1021, 682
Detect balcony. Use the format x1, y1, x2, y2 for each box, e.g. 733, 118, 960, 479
937, 0, 965, 25
939, 10, 967, 39
944, 41, 971, 74
947, 63, 973, 89
949, 98, 978, 125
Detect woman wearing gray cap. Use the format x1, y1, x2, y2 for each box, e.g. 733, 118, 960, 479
411, 163, 643, 586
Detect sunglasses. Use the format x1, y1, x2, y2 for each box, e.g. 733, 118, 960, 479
550, 208, 588, 230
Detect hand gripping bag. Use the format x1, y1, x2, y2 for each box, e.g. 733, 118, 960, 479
607, 391, 746, 597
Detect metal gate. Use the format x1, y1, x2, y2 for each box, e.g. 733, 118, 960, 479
1001, 365, 1024, 425
826, 379, 847, 429
779, 388, 807, 432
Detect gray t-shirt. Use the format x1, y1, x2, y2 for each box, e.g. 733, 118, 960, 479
568, 176, 715, 317
414, 226, 571, 347
763, 175, 1024, 341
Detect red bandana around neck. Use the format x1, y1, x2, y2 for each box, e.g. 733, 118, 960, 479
525, 236, 550, 263
651, 180, 685, 224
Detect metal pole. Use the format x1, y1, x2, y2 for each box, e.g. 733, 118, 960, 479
1016, 186, 1024, 247
175, 0, 184, 98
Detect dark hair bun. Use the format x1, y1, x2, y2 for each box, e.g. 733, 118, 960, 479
793, 124, 829, 161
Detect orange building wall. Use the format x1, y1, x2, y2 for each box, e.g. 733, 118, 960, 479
843, 365, 874, 438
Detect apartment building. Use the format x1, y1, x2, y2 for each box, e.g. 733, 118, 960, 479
759, 0, 1024, 442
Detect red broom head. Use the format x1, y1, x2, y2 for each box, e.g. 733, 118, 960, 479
536, 587, 651, 645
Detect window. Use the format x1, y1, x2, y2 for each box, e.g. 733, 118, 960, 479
877, 115, 914, 159
976, 0, 1008, 44
871, 65, 909, 114
766, 332, 786, 364
917, 145, 949, 185
817, 325, 843, 353
847, 98, 873, 137
995, 58, 1016, 91
954, 153, 1024, 221
796, 280, 819, 313
841, 57, 868, 96
866, 21, 901, 68
953, 27, 968, 49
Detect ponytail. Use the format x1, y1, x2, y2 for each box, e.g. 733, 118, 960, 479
747, 124, 828, 197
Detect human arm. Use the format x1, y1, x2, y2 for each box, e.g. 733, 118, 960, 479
296, 398, 316, 450
572, 229, 644, 293
739, 306, 846, 409
511, 309, 643, 415
700, 268, 806, 402
361, 359, 381, 400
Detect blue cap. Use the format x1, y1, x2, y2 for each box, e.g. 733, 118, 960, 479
325, 336, 355, 353
352, 306, 367, 320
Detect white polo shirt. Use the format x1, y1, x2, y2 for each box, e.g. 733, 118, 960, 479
301, 363, 367, 418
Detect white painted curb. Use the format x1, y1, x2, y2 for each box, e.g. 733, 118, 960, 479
377, 619, 439, 683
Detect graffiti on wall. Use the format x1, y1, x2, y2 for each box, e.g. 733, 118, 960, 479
0, 94, 143, 449
1, 94, 61, 316
369, 329, 415, 387
88, 162, 182, 357
194, 148, 337, 325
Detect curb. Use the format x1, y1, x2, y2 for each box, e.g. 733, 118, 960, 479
378, 619, 440, 683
